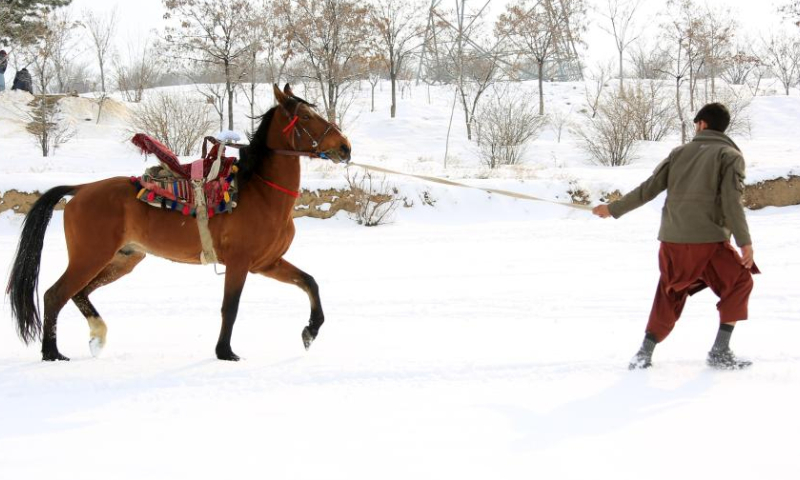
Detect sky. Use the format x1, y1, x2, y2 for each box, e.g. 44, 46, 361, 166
23, 0, 796, 71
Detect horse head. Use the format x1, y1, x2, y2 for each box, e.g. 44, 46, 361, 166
272, 84, 352, 164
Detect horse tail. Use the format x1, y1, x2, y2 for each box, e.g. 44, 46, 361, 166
6, 185, 77, 344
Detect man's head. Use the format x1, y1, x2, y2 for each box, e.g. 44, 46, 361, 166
694, 103, 731, 133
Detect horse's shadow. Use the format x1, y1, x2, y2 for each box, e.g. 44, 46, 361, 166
488, 370, 713, 451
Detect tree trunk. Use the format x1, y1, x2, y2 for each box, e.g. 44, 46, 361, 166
538, 61, 545, 116
676, 76, 686, 145
390, 71, 397, 118
225, 61, 234, 131
619, 49, 624, 92
371, 83, 376, 112
458, 88, 471, 140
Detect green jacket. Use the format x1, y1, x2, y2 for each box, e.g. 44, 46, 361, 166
608, 129, 752, 247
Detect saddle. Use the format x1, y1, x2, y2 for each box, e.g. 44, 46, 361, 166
131, 133, 244, 265
130, 133, 239, 217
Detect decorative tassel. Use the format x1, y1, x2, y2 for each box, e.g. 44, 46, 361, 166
147, 191, 156, 202
208, 208, 214, 218
171, 201, 178, 210
224, 191, 230, 203
182, 205, 190, 215
136, 188, 147, 199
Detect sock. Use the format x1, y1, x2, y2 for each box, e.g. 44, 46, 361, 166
711, 324, 735, 352
640, 333, 657, 355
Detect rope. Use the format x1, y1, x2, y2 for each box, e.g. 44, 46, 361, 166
348, 162, 594, 212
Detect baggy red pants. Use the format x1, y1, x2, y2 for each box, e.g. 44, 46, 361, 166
646, 242, 758, 342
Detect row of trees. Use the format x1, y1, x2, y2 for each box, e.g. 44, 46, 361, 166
7, 0, 800, 165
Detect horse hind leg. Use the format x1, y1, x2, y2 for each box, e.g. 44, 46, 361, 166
72, 246, 146, 357
260, 259, 324, 351
43, 258, 115, 361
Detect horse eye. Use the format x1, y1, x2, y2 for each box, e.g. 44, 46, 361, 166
302, 114, 310, 121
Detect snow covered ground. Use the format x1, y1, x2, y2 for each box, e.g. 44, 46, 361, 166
1, 82, 799, 479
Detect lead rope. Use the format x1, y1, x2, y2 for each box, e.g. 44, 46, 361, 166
346, 162, 594, 212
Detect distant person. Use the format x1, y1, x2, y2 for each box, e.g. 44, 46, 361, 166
592, 103, 758, 370
0, 50, 7, 91
12, 67, 33, 94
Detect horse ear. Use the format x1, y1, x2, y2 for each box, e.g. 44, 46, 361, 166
283, 83, 294, 97
273, 83, 288, 104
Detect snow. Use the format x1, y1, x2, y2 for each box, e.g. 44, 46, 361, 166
1, 81, 799, 479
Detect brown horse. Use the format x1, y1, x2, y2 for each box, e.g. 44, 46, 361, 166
6, 84, 352, 361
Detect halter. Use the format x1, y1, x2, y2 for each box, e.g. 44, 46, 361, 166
278, 101, 340, 161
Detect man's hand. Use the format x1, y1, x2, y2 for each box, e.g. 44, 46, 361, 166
740, 244, 754, 269
592, 204, 612, 218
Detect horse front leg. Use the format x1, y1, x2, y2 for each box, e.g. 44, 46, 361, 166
216, 264, 249, 361
260, 259, 324, 350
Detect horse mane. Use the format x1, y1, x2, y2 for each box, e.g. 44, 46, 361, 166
237, 106, 277, 186
237, 94, 316, 186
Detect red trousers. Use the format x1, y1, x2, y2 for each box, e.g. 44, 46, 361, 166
646, 242, 757, 342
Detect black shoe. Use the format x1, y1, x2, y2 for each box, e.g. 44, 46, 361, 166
629, 349, 653, 370
707, 348, 752, 370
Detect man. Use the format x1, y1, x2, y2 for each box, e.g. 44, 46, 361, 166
593, 103, 757, 370
11, 67, 33, 94
0, 50, 7, 91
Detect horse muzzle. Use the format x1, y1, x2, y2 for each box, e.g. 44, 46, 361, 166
320, 143, 351, 164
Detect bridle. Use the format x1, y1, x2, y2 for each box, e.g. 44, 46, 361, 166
275, 100, 343, 162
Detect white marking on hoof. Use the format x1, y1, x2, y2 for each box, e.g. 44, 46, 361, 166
87, 316, 107, 358
89, 336, 105, 357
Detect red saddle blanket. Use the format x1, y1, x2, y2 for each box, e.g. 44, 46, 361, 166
130, 134, 239, 216
131, 133, 237, 180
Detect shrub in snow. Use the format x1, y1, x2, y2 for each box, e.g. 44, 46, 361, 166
345, 170, 401, 227
575, 90, 639, 167
25, 96, 75, 157
128, 92, 215, 156
474, 89, 547, 168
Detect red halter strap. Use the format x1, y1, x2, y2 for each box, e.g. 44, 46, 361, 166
282, 115, 299, 138
254, 172, 300, 198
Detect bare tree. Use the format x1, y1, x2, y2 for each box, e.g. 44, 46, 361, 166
598, 0, 643, 91
129, 91, 215, 156
17, 10, 63, 95
370, 0, 425, 118
576, 91, 639, 167
432, 1, 501, 140
584, 60, 613, 118
83, 7, 117, 123
47, 8, 81, 94
696, 4, 737, 100
549, 106, 572, 143
660, 0, 700, 143
261, 1, 293, 84
496, 0, 586, 115
474, 86, 546, 168
628, 40, 671, 80
762, 31, 800, 95
623, 81, 677, 141
163, 0, 259, 130
114, 34, 162, 103
83, 7, 116, 94
280, 0, 372, 124
363, 54, 385, 113
721, 41, 763, 85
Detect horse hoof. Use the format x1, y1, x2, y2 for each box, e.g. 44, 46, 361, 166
89, 337, 105, 358
216, 350, 240, 361
302, 327, 315, 351
42, 351, 70, 362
